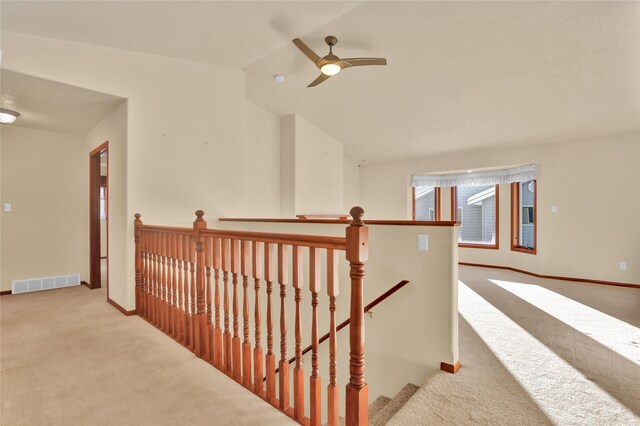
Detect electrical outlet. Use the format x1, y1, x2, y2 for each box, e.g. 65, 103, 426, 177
3, 203, 11, 212
619, 261, 627, 271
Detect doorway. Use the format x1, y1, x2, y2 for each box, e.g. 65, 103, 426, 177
89, 141, 108, 294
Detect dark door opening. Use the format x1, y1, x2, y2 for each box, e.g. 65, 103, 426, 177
89, 141, 108, 294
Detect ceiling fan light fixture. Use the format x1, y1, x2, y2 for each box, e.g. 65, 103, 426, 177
0, 108, 20, 124
320, 63, 341, 76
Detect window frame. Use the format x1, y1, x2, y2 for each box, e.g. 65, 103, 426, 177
451, 185, 500, 250
412, 186, 441, 221
511, 180, 537, 255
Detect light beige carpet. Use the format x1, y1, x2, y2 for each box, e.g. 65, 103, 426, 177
389, 266, 640, 425
0, 285, 295, 426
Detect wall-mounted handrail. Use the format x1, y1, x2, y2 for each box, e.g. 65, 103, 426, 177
270, 279, 410, 378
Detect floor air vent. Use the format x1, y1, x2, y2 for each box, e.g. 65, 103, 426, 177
12, 274, 81, 294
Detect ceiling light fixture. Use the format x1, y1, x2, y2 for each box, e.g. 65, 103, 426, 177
0, 108, 20, 124
320, 63, 341, 76
274, 74, 285, 84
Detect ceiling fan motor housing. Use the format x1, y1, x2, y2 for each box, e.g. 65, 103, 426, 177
325, 35, 338, 46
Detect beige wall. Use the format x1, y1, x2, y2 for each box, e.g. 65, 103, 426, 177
294, 115, 344, 214
1, 31, 272, 309
360, 131, 640, 284
1, 126, 87, 290
85, 101, 127, 302
343, 157, 360, 212
279, 115, 295, 217
243, 101, 280, 217
280, 115, 346, 216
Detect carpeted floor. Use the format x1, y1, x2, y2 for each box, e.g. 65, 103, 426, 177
0, 285, 295, 426
390, 266, 640, 425
2, 267, 638, 425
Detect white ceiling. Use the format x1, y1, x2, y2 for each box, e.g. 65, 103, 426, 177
2, 1, 638, 163
1, 70, 125, 135
245, 1, 640, 164
0, 1, 362, 69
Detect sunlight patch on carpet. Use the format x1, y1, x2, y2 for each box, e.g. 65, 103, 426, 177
489, 278, 640, 365
459, 281, 639, 425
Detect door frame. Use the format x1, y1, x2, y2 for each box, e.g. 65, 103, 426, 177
89, 141, 109, 294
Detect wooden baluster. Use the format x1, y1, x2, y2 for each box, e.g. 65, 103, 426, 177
189, 233, 198, 353
141, 230, 148, 319
193, 210, 207, 359
157, 232, 163, 330
183, 234, 192, 348
134, 214, 143, 315
152, 231, 158, 326
277, 244, 290, 410
167, 233, 173, 333
252, 241, 264, 396
148, 232, 153, 323
241, 240, 252, 388
327, 249, 340, 426
222, 238, 232, 373
345, 207, 369, 426
309, 247, 322, 426
162, 232, 169, 333
212, 237, 223, 368
292, 245, 305, 421
158, 232, 163, 328
205, 236, 214, 364
264, 243, 276, 404
177, 233, 185, 344
147, 230, 153, 322
231, 239, 241, 381
158, 233, 164, 331
170, 233, 178, 339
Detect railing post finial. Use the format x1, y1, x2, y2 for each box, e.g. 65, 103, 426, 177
349, 206, 365, 227
195, 209, 205, 222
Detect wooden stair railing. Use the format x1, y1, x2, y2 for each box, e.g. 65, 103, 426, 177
134, 207, 370, 426
270, 279, 410, 378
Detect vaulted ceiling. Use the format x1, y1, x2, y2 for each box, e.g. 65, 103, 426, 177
2, 1, 638, 163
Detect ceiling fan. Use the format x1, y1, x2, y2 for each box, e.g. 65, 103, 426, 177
292, 35, 387, 87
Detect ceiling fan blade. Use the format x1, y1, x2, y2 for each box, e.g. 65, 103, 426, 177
307, 73, 330, 88
292, 38, 321, 66
340, 57, 387, 68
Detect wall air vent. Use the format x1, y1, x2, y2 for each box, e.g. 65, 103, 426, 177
11, 274, 80, 294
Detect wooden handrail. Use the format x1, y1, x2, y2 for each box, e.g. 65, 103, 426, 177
201, 228, 347, 250
138, 224, 193, 233
296, 214, 350, 220
267, 279, 410, 380
219, 217, 460, 227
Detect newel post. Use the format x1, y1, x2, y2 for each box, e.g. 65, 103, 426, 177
134, 213, 143, 315
193, 210, 208, 358
345, 206, 369, 426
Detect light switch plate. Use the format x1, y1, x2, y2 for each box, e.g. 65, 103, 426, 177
551, 205, 558, 213
619, 261, 627, 271
418, 234, 428, 251
3, 203, 11, 212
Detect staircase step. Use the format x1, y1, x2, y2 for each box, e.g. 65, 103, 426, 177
323, 395, 392, 426
369, 395, 392, 421
370, 383, 420, 426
